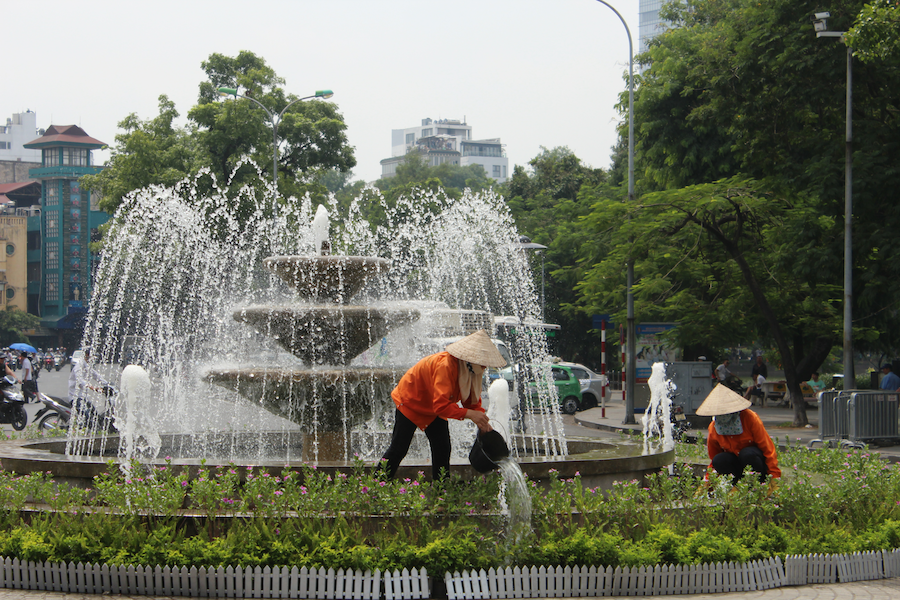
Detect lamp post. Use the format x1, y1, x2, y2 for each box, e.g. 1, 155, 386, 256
518, 236, 547, 322
216, 87, 334, 215
812, 11, 854, 387
595, 0, 636, 423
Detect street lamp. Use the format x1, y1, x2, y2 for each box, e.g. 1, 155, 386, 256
595, 0, 636, 424
811, 11, 854, 388
518, 235, 547, 322
216, 87, 334, 216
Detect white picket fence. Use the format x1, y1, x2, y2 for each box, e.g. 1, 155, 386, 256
445, 551, 900, 599
2, 551, 899, 598
0, 559, 427, 599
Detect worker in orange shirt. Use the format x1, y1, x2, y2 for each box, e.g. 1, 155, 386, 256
380, 329, 507, 481
697, 384, 781, 484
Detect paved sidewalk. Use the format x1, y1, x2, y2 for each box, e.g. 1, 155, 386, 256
1, 578, 900, 599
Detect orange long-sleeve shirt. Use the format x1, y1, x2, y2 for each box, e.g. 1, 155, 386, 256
707, 409, 781, 478
392, 352, 485, 430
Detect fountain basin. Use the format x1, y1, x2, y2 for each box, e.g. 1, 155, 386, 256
0, 434, 674, 491
263, 255, 390, 303
233, 305, 420, 365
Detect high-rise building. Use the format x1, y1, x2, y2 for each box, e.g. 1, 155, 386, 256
24, 125, 109, 342
639, 0, 672, 56
380, 117, 508, 183
0, 111, 43, 184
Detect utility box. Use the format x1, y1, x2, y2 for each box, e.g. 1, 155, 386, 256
664, 361, 714, 415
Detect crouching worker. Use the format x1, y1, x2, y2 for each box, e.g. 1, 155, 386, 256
697, 384, 781, 484
380, 329, 507, 481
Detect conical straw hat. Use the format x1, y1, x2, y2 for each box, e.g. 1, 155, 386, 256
445, 330, 507, 368
696, 383, 752, 416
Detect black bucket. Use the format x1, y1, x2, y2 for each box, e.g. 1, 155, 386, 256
468, 430, 510, 473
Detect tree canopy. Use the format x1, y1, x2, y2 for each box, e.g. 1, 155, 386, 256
83, 51, 355, 219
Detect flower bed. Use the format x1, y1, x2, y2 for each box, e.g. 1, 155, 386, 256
0, 442, 898, 595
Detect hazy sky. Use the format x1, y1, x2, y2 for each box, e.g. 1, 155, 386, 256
7, 0, 639, 183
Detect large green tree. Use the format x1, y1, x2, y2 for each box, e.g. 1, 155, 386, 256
84, 51, 355, 220
82, 96, 196, 214
605, 0, 900, 417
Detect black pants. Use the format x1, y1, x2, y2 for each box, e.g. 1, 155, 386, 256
381, 409, 451, 481
711, 446, 769, 484
22, 380, 38, 402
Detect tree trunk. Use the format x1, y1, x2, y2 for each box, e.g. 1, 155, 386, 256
702, 219, 809, 427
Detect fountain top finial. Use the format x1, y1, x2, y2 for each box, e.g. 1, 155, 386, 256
313, 204, 330, 256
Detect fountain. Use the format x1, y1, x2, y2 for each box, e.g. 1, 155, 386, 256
204, 206, 421, 461
0, 178, 672, 488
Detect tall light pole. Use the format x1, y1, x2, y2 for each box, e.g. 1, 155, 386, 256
812, 12, 854, 388
595, 0, 636, 423
518, 236, 548, 322
217, 87, 334, 216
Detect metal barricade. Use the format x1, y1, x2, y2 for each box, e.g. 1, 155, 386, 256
848, 391, 900, 444
808, 390, 851, 448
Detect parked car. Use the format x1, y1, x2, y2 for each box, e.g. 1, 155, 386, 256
557, 362, 608, 410
69, 350, 84, 369
523, 364, 583, 415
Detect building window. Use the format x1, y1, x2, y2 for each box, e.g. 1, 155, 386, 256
0, 142, 9, 150
405, 133, 415, 145
502, 166, 507, 178
46, 181, 59, 206
421, 128, 432, 137
46, 242, 59, 270
43, 148, 60, 167
5, 288, 13, 300
493, 165, 501, 178
5, 244, 13, 256
63, 148, 87, 166
45, 275, 58, 302
46, 213, 59, 238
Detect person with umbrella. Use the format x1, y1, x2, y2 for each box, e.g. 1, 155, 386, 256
379, 329, 506, 481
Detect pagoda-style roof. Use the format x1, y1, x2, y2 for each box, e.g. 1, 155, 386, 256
24, 125, 105, 149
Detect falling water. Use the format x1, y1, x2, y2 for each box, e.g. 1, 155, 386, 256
71, 170, 568, 463
641, 362, 676, 450
497, 457, 532, 545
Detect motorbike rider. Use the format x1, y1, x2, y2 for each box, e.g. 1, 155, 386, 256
68, 349, 113, 423
715, 359, 733, 383
0, 352, 19, 384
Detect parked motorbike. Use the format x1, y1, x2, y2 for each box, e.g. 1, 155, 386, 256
35, 385, 117, 434
722, 374, 746, 395
0, 376, 28, 431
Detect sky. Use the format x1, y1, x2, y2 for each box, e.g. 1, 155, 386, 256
6, 0, 640, 184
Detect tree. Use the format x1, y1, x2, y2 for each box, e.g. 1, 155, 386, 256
82, 96, 196, 214
620, 0, 900, 368
577, 179, 843, 426
190, 51, 355, 207
503, 147, 613, 367
0, 308, 40, 347
846, 0, 900, 63
83, 51, 356, 221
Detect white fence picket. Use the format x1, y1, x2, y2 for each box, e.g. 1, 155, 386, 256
885, 549, 900, 578
807, 553, 836, 584
837, 550, 884, 583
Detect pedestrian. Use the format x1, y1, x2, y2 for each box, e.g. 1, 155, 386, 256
698, 384, 781, 485
880, 364, 900, 392
20, 351, 38, 403
715, 359, 732, 383
379, 329, 506, 481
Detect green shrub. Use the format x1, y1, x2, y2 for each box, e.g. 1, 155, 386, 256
675, 530, 751, 565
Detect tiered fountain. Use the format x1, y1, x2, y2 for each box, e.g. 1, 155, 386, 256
0, 187, 672, 489
205, 208, 420, 461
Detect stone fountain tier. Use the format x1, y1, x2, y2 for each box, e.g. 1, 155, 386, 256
233, 305, 420, 365
205, 366, 401, 461
205, 367, 398, 431
263, 255, 390, 303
